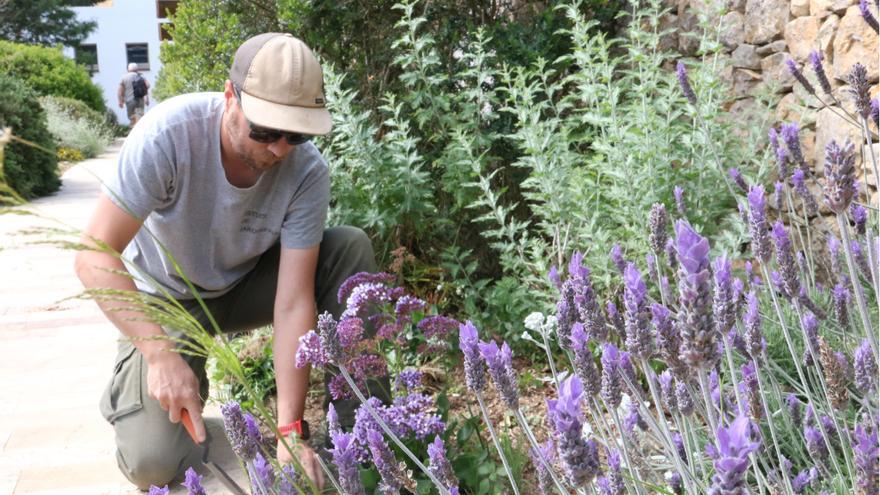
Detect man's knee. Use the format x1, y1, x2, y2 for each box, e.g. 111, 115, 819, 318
325, 226, 372, 253
116, 443, 187, 490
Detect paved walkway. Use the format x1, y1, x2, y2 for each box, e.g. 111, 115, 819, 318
0, 141, 246, 494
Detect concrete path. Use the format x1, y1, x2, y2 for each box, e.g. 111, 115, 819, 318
0, 141, 246, 494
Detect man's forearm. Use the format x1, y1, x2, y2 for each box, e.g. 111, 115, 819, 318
75, 249, 171, 362
273, 304, 317, 426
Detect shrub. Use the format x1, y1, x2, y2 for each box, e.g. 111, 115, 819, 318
0, 40, 105, 112
57, 147, 84, 162
0, 73, 59, 200
40, 96, 113, 159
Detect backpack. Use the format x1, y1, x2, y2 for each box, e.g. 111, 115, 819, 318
132, 74, 147, 99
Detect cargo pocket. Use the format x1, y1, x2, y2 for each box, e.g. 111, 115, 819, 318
99, 344, 144, 424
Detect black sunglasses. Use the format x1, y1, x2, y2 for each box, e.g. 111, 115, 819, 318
233, 86, 313, 145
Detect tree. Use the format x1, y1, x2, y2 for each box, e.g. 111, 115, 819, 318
0, 0, 98, 47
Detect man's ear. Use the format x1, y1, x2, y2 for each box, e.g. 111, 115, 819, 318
223, 80, 236, 110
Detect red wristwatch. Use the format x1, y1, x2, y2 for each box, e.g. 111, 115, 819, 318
278, 419, 310, 440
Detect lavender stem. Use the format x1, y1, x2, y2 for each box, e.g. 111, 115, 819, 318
513, 408, 573, 495
475, 392, 522, 495
837, 214, 879, 360
609, 406, 646, 495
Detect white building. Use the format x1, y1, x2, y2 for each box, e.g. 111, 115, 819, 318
65, 1, 179, 123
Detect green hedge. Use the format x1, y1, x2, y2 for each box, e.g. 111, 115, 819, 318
0, 40, 105, 112
0, 74, 59, 199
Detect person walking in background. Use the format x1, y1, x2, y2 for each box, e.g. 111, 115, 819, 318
118, 62, 150, 126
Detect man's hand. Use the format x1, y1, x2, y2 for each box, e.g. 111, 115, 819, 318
277, 439, 324, 491
146, 351, 206, 443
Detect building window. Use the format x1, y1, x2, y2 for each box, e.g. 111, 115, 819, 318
156, 0, 179, 19
126, 43, 149, 71
159, 22, 174, 41
74, 44, 99, 73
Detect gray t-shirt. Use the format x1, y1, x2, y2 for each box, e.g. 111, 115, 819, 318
120, 72, 144, 103
103, 92, 330, 300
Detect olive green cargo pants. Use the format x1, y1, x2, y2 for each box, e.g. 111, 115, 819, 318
99, 226, 390, 490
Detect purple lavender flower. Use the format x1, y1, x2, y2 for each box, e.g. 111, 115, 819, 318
676, 379, 694, 416
853, 423, 879, 495
478, 340, 519, 409
787, 58, 816, 95
649, 203, 669, 254
747, 186, 772, 263
556, 284, 577, 350
674, 186, 686, 215
317, 312, 344, 363
809, 51, 833, 95
418, 315, 460, 339
851, 203, 868, 235
729, 168, 750, 193
791, 468, 816, 494
623, 263, 653, 359
182, 467, 206, 495
606, 300, 625, 341
780, 122, 809, 174
601, 343, 622, 409
278, 464, 301, 495
394, 368, 423, 391
147, 486, 169, 495
740, 362, 762, 420
787, 394, 802, 427
295, 330, 329, 368
854, 339, 877, 394
327, 402, 341, 437
659, 370, 678, 414
802, 312, 820, 367
805, 425, 829, 464
549, 265, 562, 290
673, 432, 688, 465
653, 303, 687, 377
713, 256, 735, 337
427, 436, 459, 492
603, 450, 625, 495
708, 415, 761, 495
768, 127, 780, 150
547, 375, 600, 486
677, 61, 698, 105
743, 291, 765, 363
338, 271, 396, 304
459, 321, 486, 393
773, 181, 785, 211
352, 396, 444, 462
674, 220, 718, 370
367, 430, 414, 494
823, 139, 856, 214
792, 168, 819, 215
832, 283, 851, 332
772, 221, 801, 298
571, 323, 601, 397
568, 254, 607, 341
847, 63, 873, 118
221, 401, 260, 461
531, 440, 556, 495
251, 453, 276, 492
776, 147, 790, 185
610, 243, 626, 273
624, 399, 647, 436
668, 472, 684, 495
851, 240, 873, 281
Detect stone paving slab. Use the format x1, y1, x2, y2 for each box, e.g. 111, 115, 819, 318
0, 141, 247, 494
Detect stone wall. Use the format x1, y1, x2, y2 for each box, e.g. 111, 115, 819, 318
668, 0, 878, 203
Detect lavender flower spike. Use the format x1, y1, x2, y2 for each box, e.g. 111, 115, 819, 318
220, 401, 259, 461
674, 220, 718, 370
786, 59, 816, 95
854, 338, 878, 394
367, 430, 415, 494
547, 375, 601, 486
478, 340, 520, 409
674, 185, 686, 215
147, 486, 170, 495
822, 139, 856, 214
851, 203, 868, 235
846, 63, 873, 119
771, 221, 801, 298
853, 424, 879, 495
747, 185, 772, 263
610, 243, 626, 273
780, 122, 809, 174
743, 291, 765, 363
428, 436, 460, 492
677, 61, 698, 105
712, 256, 735, 336
872, 98, 879, 127
808, 51, 833, 95
709, 415, 761, 495
183, 467, 206, 495
459, 321, 486, 393
623, 263, 653, 359
859, 0, 879, 34
601, 343, 622, 409
571, 323, 601, 397
792, 168, 819, 215
649, 202, 669, 255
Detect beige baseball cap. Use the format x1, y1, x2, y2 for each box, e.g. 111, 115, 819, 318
230, 33, 331, 135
